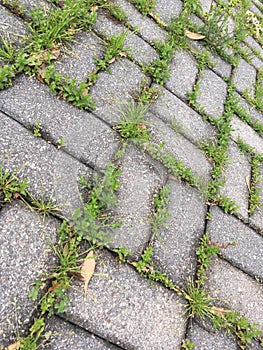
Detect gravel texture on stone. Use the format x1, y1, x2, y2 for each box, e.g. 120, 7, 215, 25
115, 0, 167, 44
0, 5, 28, 46
205, 257, 263, 332
45, 316, 120, 350
0, 74, 120, 170
219, 141, 250, 220
232, 59, 257, 95
0, 202, 59, 347
90, 58, 146, 125
148, 114, 212, 183
109, 144, 166, 256
93, 12, 159, 66
3, 0, 53, 16
150, 85, 217, 145
61, 250, 187, 350
196, 68, 228, 118
230, 115, 263, 154
153, 0, 182, 22
165, 50, 198, 101
0, 112, 92, 218
152, 179, 207, 287
207, 207, 263, 280
250, 165, 263, 232
186, 321, 238, 350
54, 31, 105, 83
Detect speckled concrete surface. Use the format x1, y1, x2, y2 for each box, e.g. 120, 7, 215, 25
1, 0, 263, 349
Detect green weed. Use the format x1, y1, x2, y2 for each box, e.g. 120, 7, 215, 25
0, 64, 16, 90
151, 184, 171, 236
0, 166, 29, 202
113, 246, 132, 262
133, 0, 156, 16
33, 121, 42, 137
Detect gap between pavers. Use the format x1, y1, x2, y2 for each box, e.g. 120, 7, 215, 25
108, 143, 167, 257
0, 201, 59, 347
219, 140, 250, 221
152, 178, 207, 288
59, 250, 187, 350
207, 206, 263, 280
205, 257, 263, 333
250, 165, 263, 232
0, 112, 93, 218
0, 74, 120, 170
45, 316, 120, 350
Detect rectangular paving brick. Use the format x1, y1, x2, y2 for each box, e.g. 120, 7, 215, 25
109, 144, 166, 256
115, 0, 167, 44
0, 74, 120, 170
233, 59, 257, 96
153, 0, 182, 23
196, 68, 228, 118
152, 179, 207, 287
205, 257, 263, 333
150, 85, 217, 146
148, 114, 213, 183
165, 50, 198, 101
219, 140, 250, 220
207, 206, 263, 280
90, 58, 147, 125
0, 112, 92, 218
230, 115, 263, 154
61, 250, 187, 350
0, 202, 59, 347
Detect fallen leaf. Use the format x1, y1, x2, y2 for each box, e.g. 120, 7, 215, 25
7, 342, 20, 350
245, 174, 250, 191
80, 251, 96, 294
185, 30, 206, 40
108, 57, 116, 64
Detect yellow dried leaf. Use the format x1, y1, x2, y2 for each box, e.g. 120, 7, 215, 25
108, 57, 116, 64
7, 342, 20, 350
80, 251, 96, 295
245, 174, 250, 191
185, 30, 206, 40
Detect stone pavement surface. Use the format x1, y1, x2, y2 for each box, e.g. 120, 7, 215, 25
0, 0, 263, 349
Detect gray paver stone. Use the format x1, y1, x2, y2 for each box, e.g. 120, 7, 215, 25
115, 0, 167, 44
250, 165, 263, 232
245, 36, 263, 59
165, 49, 198, 101
196, 68, 228, 118
60, 250, 187, 350
54, 31, 105, 83
230, 115, 263, 154
90, 58, 147, 125
152, 179, 207, 287
153, 0, 182, 23
109, 144, 166, 256
219, 140, 250, 220
205, 257, 263, 333
207, 207, 263, 280
0, 74, 120, 170
45, 316, 119, 349
93, 12, 159, 66
232, 59, 257, 95
0, 202, 59, 347
199, 0, 213, 13
0, 5, 28, 46
148, 114, 212, 183
150, 85, 217, 146
0, 112, 92, 218
186, 321, 238, 350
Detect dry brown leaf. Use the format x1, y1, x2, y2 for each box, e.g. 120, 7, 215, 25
108, 57, 116, 64
80, 251, 96, 294
245, 174, 250, 191
7, 342, 20, 350
185, 30, 206, 40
